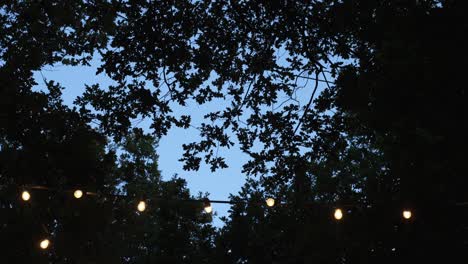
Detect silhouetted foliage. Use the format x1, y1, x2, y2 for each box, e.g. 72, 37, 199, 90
1, 0, 467, 263
0, 82, 215, 262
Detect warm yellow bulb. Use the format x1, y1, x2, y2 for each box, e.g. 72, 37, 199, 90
334, 208, 343, 220
204, 205, 213, 214
21, 191, 31, 201
266, 198, 275, 207
39, 239, 50, 249
137, 201, 146, 212
73, 190, 83, 199
403, 210, 412, 219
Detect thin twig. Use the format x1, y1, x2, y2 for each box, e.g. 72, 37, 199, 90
293, 72, 320, 135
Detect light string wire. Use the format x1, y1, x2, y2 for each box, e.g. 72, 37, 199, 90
4, 183, 467, 251
8, 184, 468, 207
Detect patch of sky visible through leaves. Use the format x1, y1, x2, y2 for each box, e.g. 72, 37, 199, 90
32, 47, 335, 226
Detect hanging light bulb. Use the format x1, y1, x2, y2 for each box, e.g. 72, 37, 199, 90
137, 200, 146, 212
265, 198, 275, 207
334, 208, 343, 220
39, 238, 50, 250
21, 190, 31, 201
204, 204, 213, 214
402, 210, 412, 220
203, 199, 212, 214
73, 189, 83, 199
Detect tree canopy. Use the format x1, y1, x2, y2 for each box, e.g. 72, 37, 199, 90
1, 0, 467, 263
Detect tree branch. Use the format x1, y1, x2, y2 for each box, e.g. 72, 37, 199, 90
293, 72, 320, 135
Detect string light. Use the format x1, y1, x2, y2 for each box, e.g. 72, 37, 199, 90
137, 200, 146, 212
334, 208, 343, 220
9, 185, 429, 235
203, 199, 213, 214
21, 190, 31, 201
73, 190, 83, 199
402, 210, 412, 220
39, 238, 50, 250
266, 198, 275, 207
204, 205, 213, 213
3, 185, 446, 253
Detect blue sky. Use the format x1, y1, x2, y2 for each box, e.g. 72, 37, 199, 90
33, 55, 327, 226
34, 60, 250, 226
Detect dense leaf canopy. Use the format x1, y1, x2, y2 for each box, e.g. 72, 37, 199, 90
1, 0, 467, 263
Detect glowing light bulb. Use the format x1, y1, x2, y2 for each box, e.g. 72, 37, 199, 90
21, 191, 31, 201
334, 208, 343, 220
73, 190, 83, 199
204, 204, 213, 213
266, 198, 275, 207
39, 239, 50, 249
402, 210, 412, 219
137, 201, 146, 212
203, 199, 213, 213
